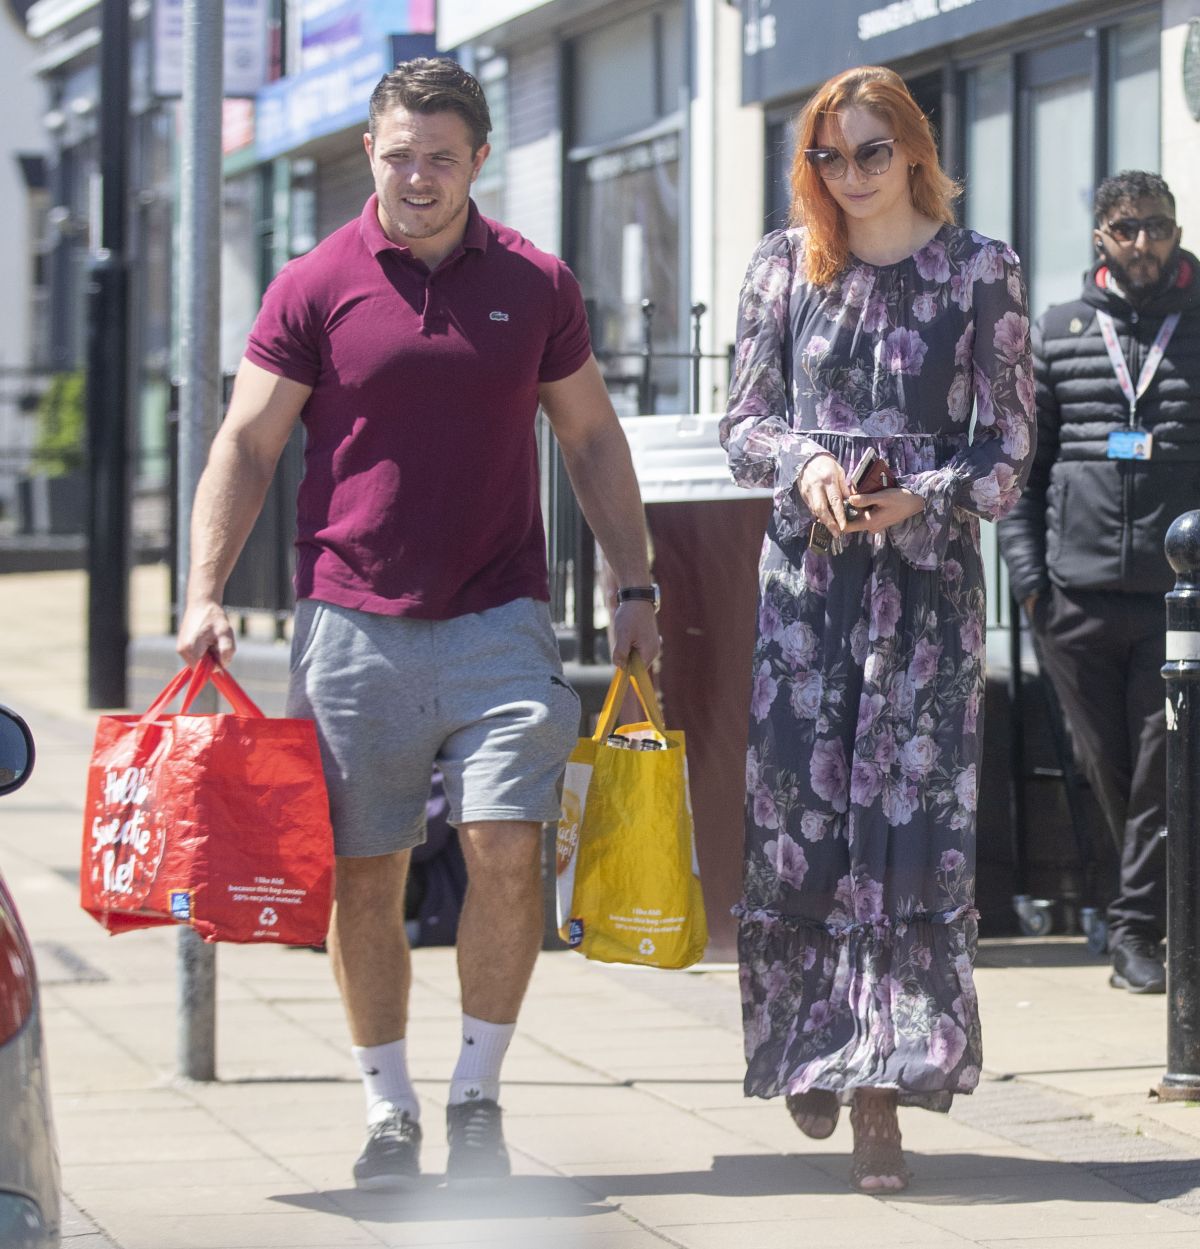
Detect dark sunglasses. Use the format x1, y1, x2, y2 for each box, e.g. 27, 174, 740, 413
803, 139, 897, 181
1101, 215, 1177, 243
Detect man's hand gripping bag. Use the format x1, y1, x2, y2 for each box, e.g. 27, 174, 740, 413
81, 656, 334, 944
555, 653, 707, 967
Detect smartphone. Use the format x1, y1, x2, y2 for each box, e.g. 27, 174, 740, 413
848, 446, 894, 495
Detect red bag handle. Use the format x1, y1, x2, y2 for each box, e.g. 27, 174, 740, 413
139, 654, 265, 723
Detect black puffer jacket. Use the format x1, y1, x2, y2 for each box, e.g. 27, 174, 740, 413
998, 252, 1200, 601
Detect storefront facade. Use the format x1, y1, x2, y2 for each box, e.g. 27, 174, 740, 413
440, 0, 758, 417
743, 0, 1193, 321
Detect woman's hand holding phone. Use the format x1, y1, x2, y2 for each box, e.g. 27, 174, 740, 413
801, 448, 924, 550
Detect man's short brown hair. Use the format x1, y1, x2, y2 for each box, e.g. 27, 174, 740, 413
368, 58, 492, 152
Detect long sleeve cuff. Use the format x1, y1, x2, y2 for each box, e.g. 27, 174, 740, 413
774, 439, 835, 545
887, 466, 964, 571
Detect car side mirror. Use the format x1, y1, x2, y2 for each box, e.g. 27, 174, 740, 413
0, 705, 35, 796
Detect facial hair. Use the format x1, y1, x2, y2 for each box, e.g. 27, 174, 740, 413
1103, 240, 1182, 303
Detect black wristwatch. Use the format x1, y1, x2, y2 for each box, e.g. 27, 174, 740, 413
617, 584, 661, 612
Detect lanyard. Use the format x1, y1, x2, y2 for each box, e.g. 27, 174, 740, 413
1096, 309, 1180, 425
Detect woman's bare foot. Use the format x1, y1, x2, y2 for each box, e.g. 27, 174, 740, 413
849, 1090, 910, 1193
785, 1089, 840, 1140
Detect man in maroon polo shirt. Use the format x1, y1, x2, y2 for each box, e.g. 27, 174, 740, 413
176, 59, 659, 1190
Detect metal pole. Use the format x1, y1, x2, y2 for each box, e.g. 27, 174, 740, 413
85, 0, 131, 709
1008, 592, 1029, 899
575, 517, 596, 666
639, 299, 655, 415
1159, 508, 1200, 1101
689, 302, 706, 414
176, 0, 225, 1083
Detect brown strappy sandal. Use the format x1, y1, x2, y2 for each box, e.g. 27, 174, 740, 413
849, 1091, 911, 1193
784, 1089, 840, 1140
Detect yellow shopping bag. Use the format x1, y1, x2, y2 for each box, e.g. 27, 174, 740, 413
555, 653, 707, 968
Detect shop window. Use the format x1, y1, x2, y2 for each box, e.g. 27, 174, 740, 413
572, 134, 682, 416
1107, 15, 1160, 175
960, 17, 1160, 318
568, 2, 686, 415
1027, 40, 1095, 318
473, 55, 509, 221
221, 173, 261, 377
964, 57, 1013, 243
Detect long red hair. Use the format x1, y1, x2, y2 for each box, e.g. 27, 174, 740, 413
789, 66, 960, 286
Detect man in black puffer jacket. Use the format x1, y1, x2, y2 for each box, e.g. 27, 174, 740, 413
999, 171, 1200, 995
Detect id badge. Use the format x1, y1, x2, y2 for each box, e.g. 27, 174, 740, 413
1107, 429, 1154, 460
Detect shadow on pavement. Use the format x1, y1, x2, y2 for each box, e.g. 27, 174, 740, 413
274, 1176, 617, 1223
270, 1149, 1192, 1224
976, 938, 1107, 969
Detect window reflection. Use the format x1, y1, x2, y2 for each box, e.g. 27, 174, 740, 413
964, 57, 1012, 243
573, 138, 681, 415
1029, 63, 1094, 317
1109, 16, 1161, 174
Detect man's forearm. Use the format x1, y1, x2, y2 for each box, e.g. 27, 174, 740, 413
185, 434, 277, 606
559, 422, 651, 586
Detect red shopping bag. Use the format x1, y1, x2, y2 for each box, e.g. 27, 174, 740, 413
81, 656, 334, 944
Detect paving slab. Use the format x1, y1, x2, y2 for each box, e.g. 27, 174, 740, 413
660, 1215, 978, 1248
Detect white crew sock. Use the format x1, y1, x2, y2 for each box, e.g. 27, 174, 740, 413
352, 1039, 420, 1126
448, 1014, 516, 1106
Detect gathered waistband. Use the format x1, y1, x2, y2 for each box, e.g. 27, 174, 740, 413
798, 430, 966, 442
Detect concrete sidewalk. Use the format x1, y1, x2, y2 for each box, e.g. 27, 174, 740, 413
1, 569, 1198, 1249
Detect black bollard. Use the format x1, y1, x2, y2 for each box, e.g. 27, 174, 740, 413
1159, 509, 1200, 1101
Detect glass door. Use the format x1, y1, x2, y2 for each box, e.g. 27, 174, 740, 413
1021, 38, 1096, 320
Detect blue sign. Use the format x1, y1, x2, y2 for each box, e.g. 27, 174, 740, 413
255, 34, 437, 160
299, 0, 434, 71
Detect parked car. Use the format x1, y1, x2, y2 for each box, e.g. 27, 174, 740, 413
0, 705, 60, 1248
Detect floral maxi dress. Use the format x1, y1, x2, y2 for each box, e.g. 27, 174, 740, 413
720, 225, 1035, 1110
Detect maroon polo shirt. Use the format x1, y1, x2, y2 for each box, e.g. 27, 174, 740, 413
244, 196, 592, 619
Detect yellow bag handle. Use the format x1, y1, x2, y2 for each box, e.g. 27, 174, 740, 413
591, 652, 667, 743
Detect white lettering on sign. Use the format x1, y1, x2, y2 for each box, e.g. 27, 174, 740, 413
742, 0, 778, 56
587, 134, 681, 184
859, 0, 981, 42
744, 13, 777, 55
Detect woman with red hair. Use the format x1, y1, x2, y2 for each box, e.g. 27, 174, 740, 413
721, 66, 1035, 1192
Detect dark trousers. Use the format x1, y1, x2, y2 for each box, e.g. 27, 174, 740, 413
1033, 586, 1167, 945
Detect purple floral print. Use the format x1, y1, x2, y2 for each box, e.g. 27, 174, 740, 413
879, 327, 929, 375
720, 223, 1034, 1111
914, 240, 951, 283
764, 832, 809, 890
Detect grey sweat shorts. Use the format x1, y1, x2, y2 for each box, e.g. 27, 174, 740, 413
286, 597, 581, 858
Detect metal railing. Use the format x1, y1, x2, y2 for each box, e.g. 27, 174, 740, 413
594, 299, 734, 418
0, 368, 57, 532
553, 300, 735, 659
